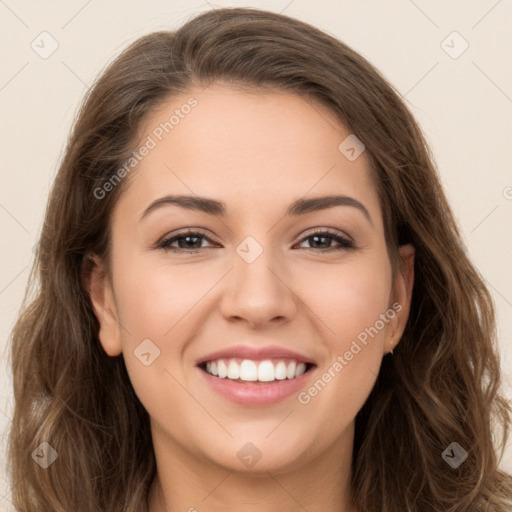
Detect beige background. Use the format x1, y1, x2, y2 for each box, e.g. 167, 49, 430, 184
1, 0, 511, 507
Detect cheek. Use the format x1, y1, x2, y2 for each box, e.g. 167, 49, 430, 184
294, 255, 392, 422
113, 253, 213, 342
294, 253, 393, 348
113, 260, 211, 427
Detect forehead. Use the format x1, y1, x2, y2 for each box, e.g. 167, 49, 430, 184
114, 83, 380, 224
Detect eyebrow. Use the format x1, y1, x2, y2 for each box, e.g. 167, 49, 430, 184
139, 194, 373, 225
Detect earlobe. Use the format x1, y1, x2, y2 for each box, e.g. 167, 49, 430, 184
82, 254, 123, 357
386, 244, 415, 354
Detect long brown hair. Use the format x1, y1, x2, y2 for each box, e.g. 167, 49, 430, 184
7, 7, 512, 511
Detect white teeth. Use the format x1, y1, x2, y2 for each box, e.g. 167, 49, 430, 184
295, 362, 306, 377
274, 361, 287, 380
240, 360, 258, 381
286, 361, 296, 379
217, 360, 227, 378
227, 360, 240, 379
258, 360, 275, 382
203, 358, 310, 382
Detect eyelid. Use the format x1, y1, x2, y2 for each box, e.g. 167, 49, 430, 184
156, 227, 219, 246
156, 226, 356, 253
299, 226, 354, 244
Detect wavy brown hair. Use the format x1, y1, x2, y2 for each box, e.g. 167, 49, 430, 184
7, 7, 512, 511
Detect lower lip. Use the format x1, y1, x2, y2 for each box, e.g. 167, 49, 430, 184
197, 366, 315, 406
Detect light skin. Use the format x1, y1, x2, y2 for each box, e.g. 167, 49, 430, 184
86, 83, 414, 512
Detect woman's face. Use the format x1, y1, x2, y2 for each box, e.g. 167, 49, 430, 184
89, 83, 414, 475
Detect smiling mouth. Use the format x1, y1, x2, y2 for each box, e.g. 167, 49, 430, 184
198, 358, 316, 384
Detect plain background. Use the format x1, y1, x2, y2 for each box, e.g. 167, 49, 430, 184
1, 0, 511, 507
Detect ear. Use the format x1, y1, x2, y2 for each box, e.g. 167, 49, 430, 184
82, 253, 122, 357
384, 244, 415, 355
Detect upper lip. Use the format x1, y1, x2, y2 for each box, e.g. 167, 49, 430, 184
196, 345, 316, 366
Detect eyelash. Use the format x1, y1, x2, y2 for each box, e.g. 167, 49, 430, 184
157, 228, 356, 254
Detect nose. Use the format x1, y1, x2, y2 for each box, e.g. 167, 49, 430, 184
218, 244, 298, 329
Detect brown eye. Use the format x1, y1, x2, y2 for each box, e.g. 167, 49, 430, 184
158, 230, 217, 253
296, 229, 355, 252
157, 228, 356, 254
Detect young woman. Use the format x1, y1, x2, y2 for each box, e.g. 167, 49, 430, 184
7, 7, 512, 512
